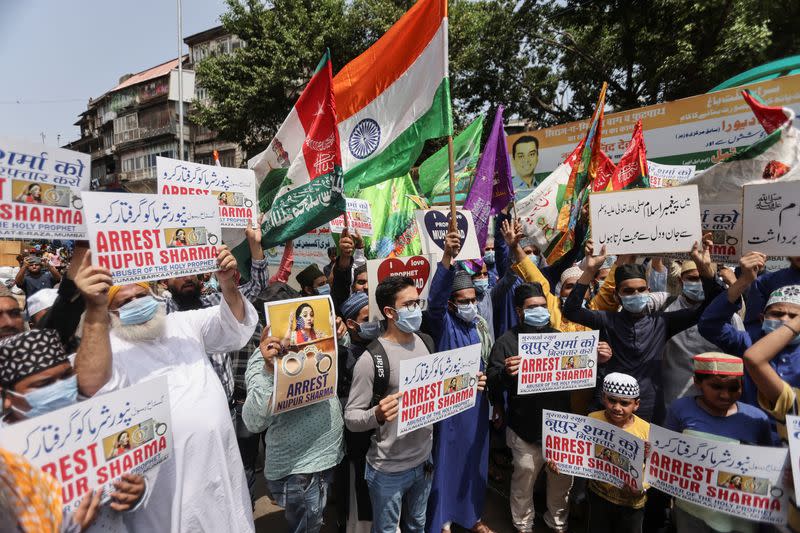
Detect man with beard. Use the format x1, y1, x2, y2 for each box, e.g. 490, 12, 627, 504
0, 287, 24, 340
74, 246, 258, 532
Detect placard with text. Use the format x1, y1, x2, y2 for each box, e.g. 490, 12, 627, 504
589, 185, 702, 255
784, 415, 800, 504
397, 344, 481, 436
329, 198, 374, 236
518, 331, 598, 394
0, 136, 90, 239
82, 191, 221, 284
646, 424, 789, 525
542, 410, 646, 489
157, 156, 257, 228
415, 208, 482, 260
366, 254, 435, 322
647, 161, 696, 188
0, 376, 172, 513
743, 180, 800, 256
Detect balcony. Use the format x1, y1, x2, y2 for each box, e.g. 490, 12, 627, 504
113, 123, 184, 146
118, 167, 156, 183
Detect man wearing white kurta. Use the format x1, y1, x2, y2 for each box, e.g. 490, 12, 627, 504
74, 247, 257, 532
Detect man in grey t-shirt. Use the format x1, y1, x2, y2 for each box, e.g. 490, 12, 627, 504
344, 276, 433, 533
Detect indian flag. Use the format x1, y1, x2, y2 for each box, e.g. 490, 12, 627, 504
334, 0, 452, 194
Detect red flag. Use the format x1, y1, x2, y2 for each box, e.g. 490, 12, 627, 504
591, 151, 616, 192
611, 119, 649, 190
742, 89, 790, 134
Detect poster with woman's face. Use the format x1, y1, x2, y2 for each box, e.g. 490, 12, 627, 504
264, 295, 338, 414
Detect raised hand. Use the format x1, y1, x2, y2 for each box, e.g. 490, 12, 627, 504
74, 252, 113, 310
585, 244, 608, 273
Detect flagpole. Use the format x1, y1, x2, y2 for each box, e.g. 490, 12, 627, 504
177, 0, 185, 160
447, 135, 457, 232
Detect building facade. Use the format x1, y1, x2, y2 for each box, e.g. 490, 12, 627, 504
66, 26, 245, 192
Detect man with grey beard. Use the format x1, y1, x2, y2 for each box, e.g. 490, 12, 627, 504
73, 246, 258, 532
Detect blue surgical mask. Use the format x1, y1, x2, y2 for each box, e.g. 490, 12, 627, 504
316, 284, 331, 295
357, 320, 382, 340
118, 295, 161, 325
10, 375, 78, 419
455, 303, 478, 323
473, 278, 489, 295
763, 319, 800, 345
483, 251, 495, 265
524, 307, 550, 327
394, 306, 422, 333
682, 281, 705, 302
621, 294, 649, 313
530, 254, 540, 266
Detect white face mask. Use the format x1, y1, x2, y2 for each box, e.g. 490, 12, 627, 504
455, 303, 478, 323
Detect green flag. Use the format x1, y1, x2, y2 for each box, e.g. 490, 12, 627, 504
355, 174, 424, 258
417, 115, 485, 204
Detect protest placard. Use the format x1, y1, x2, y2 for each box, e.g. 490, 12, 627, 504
589, 185, 702, 255
82, 191, 221, 284
664, 203, 742, 263
786, 415, 800, 502
265, 295, 338, 414
743, 180, 800, 256
366, 254, 434, 322
648, 161, 696, 188
329, 198, 374, 236
0, 136, 90, 240
0, 376, 172, 513
646, 424, 789, 525
157, 156, 257, 228
265, 227, 335, 268
415, 208, 482, 260
397, 344, 481, 436
517, 331, 598, 394
542, 410, 646, 489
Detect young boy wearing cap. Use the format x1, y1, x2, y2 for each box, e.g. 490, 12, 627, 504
584, 373, 650, 533
665, 353, 772, 533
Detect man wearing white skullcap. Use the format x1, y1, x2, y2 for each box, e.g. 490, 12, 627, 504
25, 287, 58, 327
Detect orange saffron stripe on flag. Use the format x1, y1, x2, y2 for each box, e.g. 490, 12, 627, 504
333, 0, 446, 121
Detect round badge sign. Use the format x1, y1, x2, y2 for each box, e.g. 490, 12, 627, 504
348, 119, 381, 160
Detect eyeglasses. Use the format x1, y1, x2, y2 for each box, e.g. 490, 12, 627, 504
395, 299, 426, 312
0, 309, 22, 319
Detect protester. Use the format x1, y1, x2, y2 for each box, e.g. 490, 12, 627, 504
742, 256, 800, 337
584, 373, 650, 533
563, 238, 720, 422
243, 325, 344, 533
26, 287, 58, 327
424, 231, 492, 533
665, 353, 773, 533
0, 287, 24, 340
486, 282, 574, 533
331, 229, 367, 311
73, 247, 258, 532
344, 276, 439, 533
324, 246, 339, 279
15, 254, 61, 300
297, 264, 330, 296
0, 329, 147, 530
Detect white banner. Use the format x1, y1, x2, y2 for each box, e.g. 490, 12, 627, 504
648, 161, 696, 188
0, 136, 90, 239
157, 156, 257, 229
397, 344, 481, 436
329, 197, 374, 236
266, 227, 334, 269
0, 377, 173, 513
646, 424, 789, 525
82, 192, 222, 284
743, 180, 800, 256
517, 331, 598, 394
589, 185, 702, 254
543, 410, 646, 489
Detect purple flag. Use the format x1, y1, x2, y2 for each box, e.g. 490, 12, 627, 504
464, 105, 514, 250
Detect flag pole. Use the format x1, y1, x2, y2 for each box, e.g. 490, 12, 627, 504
448, 135, 457, 232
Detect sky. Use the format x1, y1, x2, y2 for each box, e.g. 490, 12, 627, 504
0, 0, 228, 146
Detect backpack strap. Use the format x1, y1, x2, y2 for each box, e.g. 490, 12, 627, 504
366, 339, 390, 408
659, 294, 679, 313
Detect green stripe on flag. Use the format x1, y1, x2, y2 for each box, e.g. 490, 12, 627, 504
344, 78, 452, 194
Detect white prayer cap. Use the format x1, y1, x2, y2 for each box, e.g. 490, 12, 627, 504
26, 288, 58, 317
560, 266, 584, 284
766, 285, 800, 309
603, 372, 640, 399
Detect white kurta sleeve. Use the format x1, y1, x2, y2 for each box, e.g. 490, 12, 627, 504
198, 294, 259, 354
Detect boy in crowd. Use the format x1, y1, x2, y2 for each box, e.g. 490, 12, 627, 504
585, 373, 650, 533
665, 353, 773, 533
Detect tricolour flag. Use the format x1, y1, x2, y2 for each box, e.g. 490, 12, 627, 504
609, 119, 650, 190
355, 174, 423, 258
418, 115, 484, 205
333, 0, 452, 194
464, 105, 513, 250
228, 51, 345, 271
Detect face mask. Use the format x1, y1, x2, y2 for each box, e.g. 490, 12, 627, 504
530, 254, 540, 266
394, 306, 422, 333
473, 278, 489, 295
524, 307, 550, 327
621, 293, 649, 313
10, 375, 78, 419
763, 319, 800, 345
316, 284, 331, 295
455, 303, 478, 323
118, 295, 160, 325
483, 251, 495, 265
682, 281, 705, 301
357, 320, 382, 340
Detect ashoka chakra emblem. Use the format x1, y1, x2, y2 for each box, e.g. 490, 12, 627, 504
348, 119, 381, 159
